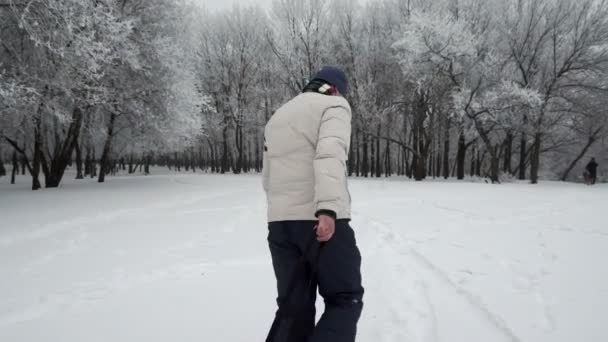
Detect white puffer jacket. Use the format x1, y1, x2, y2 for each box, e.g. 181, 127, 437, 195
262, 92, 352, 222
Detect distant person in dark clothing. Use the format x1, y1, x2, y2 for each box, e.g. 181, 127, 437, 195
585, 158, 599, 185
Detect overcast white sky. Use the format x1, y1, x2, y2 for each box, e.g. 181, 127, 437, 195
199, 0, 273, 11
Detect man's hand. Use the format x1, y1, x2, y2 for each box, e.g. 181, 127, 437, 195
316, 215, 336, 242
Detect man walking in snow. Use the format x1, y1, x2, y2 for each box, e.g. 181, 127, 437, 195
263, 66, 364, 342
585, 158, 599, 185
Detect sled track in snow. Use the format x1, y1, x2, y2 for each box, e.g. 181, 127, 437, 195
409, 249, 522, 342
357, 212, 523, 342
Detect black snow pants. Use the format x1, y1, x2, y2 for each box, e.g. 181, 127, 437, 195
267, 220, 364, 342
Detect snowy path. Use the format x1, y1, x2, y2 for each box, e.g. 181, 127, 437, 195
1, 173, 607, 341
357, 214, 519, 342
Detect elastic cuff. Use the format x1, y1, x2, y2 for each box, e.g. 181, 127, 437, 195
315, 209, 337, 220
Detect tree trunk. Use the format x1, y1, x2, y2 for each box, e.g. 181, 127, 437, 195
490, 151, 500, 184
255, 136, 261, 173
11, 151, 18, 184
204, 150, 210, 172
470, 145, 476, 177
91, 149, 97, 178
518, 130, 527, 180
476, 148, 482, 177
349, 128, 355, 176
200, 146, 206, 172
413, 92, 428, 181
413, 134, 420, 180
45, 107, 83, 188
413, 135, 427, 181
428, 149, 434, 178
128, 154, 135, 174
530, 132, 541, 184
145, 154, 151, 175
397, 145, 402, 176
0, 151, 6, 177
401, 147, 407, 177
405, 148, 412, 178
75, 139, 84, 179
235, 124, 243, 174
98, 113, 116, 183
244, 142, 250, 173
456, 133, 466, 180
469, 146, 477, 177
85, 146, 91, 177
362, 135, 369, 177
435, 149, 441, 179
355, 130, 361, 177
431, 149, 436, 178
503, 131, 513, 174
370, 135, 376, 177
443, 120, 450, 179
214, 145, 220, 173
375, 126, 382, 178
192, 149, 197, 173
414, 153, 426, 181
221, 126, 229, 174
0, 140, 5, 177
32, 117, 42, 191
385, 139, 392, 177
211, 142, 218, 173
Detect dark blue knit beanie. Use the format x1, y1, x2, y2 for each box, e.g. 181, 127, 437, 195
312, 66, 349, 95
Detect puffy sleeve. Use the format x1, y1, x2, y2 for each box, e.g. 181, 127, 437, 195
313, 105, 351, 217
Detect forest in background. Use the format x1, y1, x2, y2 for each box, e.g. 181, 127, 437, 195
1, 0, 607, 190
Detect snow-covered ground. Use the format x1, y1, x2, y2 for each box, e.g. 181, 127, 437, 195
1, 172, 607, 342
